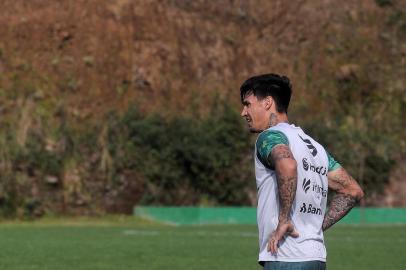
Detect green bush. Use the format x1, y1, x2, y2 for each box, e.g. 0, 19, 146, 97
375, 0, 394, 7
107, 101, 253, 206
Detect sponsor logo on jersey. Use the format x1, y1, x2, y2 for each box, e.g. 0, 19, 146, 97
312, 182, 327, 198
302, 158, 309, 170
299, 202, 323, 215
302, 158, 327, 176
302, 177, 327, 197
298, 135, 318, 157
302, 178, 311, 193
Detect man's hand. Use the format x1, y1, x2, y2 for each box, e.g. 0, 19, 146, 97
267, 220, 299, 254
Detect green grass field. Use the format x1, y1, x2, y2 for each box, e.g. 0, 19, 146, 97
0, 217, 404, 270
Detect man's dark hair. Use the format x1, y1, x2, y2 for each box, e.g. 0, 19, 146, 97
240, 73, 292, 113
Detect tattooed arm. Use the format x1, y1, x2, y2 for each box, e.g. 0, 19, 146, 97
323, 167, 364, 231
267, 144, 299, 254
270, 144, 298, 222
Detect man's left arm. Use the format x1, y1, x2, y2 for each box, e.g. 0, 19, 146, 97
322, 167, 364, 231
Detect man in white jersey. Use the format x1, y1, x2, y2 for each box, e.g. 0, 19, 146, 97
239, 74, 364, 270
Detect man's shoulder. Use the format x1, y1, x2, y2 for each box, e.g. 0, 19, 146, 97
256, 129, 289, 147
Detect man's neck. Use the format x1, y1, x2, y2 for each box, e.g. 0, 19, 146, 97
268, 112, 289, 128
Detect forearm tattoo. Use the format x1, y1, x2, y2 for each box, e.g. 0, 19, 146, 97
323, 168, 362, 231
270, 145, 297, 222
322, 193, 357, 231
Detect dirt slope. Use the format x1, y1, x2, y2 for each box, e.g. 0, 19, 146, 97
0, 0, 404, 210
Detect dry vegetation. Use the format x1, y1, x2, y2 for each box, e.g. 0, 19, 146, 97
0, 0, 404, 216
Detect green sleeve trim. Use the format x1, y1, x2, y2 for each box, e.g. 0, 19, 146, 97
327, 151, 341, 172
256, 130, 289, 168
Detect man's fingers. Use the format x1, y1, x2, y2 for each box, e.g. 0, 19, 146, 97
273, 235, 282, 254
271, 238, 278, 254
267, 238, 279, 254
267, 238, 272, 252
268, 223, 299, 254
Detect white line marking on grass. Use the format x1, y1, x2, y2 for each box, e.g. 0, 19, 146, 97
195, 231, 257, 238
337, 224, 406, 228
326, 237, 406, 243
123, 230, 160, 236
122, 230, 406, 244
122, 230, 257, 238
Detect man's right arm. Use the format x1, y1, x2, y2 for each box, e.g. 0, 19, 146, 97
322, 167, 364, 231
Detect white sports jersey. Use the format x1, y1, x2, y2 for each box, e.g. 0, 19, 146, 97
255, 123, 328, 263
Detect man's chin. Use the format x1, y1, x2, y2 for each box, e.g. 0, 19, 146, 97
249, 127, 262, 133
246, 122, 263, 133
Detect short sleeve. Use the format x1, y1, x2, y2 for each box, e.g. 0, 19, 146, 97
327, 152, 341, 172
256, 130, 289, 168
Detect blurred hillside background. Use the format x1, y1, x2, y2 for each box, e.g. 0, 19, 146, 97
0, 0, 404, 218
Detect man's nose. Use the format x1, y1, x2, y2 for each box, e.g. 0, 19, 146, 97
241, 107, 246, 117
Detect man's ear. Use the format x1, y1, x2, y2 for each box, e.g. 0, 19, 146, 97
264, 96, 274, 110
